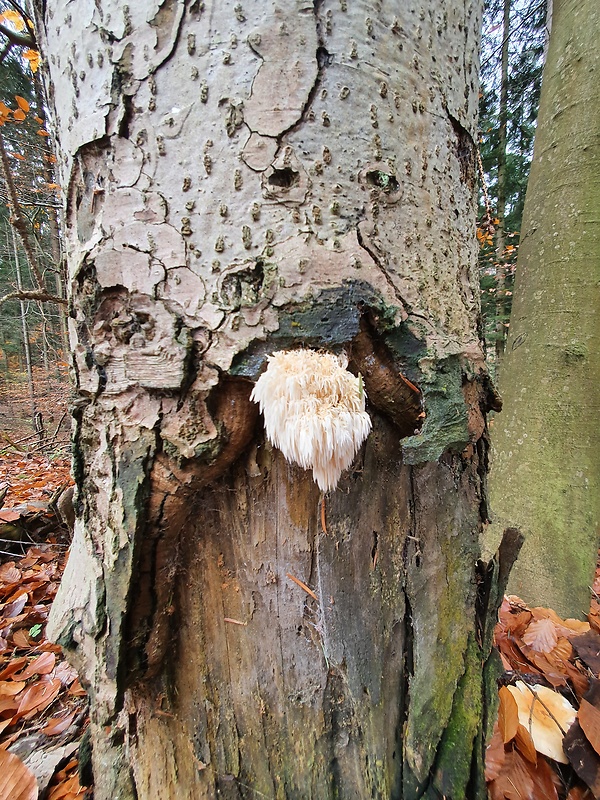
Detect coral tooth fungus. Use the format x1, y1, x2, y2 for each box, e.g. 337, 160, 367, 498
251, 349, 372, 491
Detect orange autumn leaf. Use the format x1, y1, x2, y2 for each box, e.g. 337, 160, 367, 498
498, 686, 519, 743
0, 749, 38, 800
36, 129, 49, 137
515, 723, 538, 765
0, 657, 28, 680
578, 698, 600, 757
14, 676, 61, 719
41, 709, 76, 736
23, 49, 40, 73
12, 652, 55, 680
507, 681, 577, 763
488, 747, 559, 800
15, 96, 30, 113
11, 629, 33, 648
12, 109, 26, 122
0, 680, 26, 697
67, 678, 87, 697
0, 9, 25, 31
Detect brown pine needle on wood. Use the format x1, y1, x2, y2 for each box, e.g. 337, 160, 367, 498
224, 617, 247, 626
286, 573, 318, 601
320, 496, 328, 535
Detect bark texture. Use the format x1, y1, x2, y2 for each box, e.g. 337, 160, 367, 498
33, 1, 509, 797
485, 0, 600, 618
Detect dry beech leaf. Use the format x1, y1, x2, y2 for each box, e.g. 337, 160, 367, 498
0, 680, 26, 696
0, 695, 20, 715
0, 717, 13, 735
564, 720, 600, 797
579, 698, 600, 757
2, 594, 27, 618
523, 617, 559, 653
0, 509, 21, 522
515, 723, 538, 765
15, 676, 61, 720
0, 565, 21, 584
488, 746, 559, 800
40, 709, 77, 736
0, 748, 38, 800
570, 630, 600, 675
507, 681, 576, 763
498, 686, 519, 743
11, 630, 32, 648
485, 724, 506, 782
531, 606, 590, 638
12, 652, 55, 681
67, 678, 87, 697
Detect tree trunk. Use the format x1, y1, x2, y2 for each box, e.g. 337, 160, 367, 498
35, 1, 513, 797
486, 0, 600, 617
494, 0, 510, 369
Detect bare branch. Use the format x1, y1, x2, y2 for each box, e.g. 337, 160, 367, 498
0, 128, 46, 290
0, 21, 35, 48
0, 39, 12, 65
0, 288, 67, 306
0, 0, 36, 47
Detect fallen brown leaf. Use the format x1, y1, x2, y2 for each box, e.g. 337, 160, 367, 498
41, 710, 77, 737
564, 720, 600, 799
488, 746, 559, 800
579, 699, 600, 758
15, 676, 61, 720
571, 630, 600, 676
0, 748, 38, 800
498, 686, 519, 744
507, 681, 576, 763
12, 652, 56, 681
523, 617, 559, 653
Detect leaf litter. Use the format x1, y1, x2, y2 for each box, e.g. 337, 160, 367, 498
0, 456, 87, 800
487, 557, 600, 800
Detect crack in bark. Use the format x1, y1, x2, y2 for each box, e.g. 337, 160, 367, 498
266, 0, 329, 145
398, 466, 418, 797
355, 225, 410, 316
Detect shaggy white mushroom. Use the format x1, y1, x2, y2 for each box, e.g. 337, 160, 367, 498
250, 349, 372, 491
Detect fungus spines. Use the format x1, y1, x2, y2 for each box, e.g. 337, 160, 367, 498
250, 349, 372, 491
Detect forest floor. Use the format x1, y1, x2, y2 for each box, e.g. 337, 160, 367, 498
0, 371, 599, 799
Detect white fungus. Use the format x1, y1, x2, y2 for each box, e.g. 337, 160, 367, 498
250, 349, 372, 491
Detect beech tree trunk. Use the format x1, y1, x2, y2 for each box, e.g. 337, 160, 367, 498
34, 1, 513, 797
485, 0, 600, 618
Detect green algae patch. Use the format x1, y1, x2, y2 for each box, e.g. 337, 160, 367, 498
402, 356, 469, 464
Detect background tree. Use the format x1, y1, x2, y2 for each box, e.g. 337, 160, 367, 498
477, 0, 546, 371
0, 0, 66, 419
485, 0, 599, 617
33, 1, 514, 798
